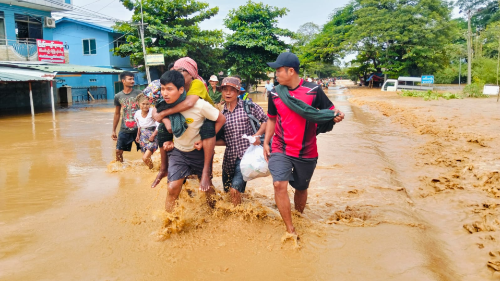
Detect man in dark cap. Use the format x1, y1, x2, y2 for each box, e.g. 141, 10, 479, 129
264, 52, 345, 236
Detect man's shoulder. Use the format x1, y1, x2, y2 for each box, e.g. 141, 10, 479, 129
299, 81, 321, 93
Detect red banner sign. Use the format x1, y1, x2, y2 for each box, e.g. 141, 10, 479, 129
37, 39, 65, 63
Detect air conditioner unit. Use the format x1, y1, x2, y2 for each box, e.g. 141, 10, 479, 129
44, 17, 56, 28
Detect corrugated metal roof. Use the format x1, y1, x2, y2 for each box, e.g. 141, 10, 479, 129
0, 72, 51, 82
0, 62, 125, 74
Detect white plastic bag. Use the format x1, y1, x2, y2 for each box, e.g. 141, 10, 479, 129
240, 135, 270, 181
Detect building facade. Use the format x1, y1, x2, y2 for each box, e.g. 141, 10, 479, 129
53, 17, 148, 100
0, 0, 72, 61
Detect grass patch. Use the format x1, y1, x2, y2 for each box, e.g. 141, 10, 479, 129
400, 90, 463, 101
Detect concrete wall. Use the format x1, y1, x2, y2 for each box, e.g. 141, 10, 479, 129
53, 21, 111, 67
0, 4, 53, 42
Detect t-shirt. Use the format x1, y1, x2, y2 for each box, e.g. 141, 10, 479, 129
174, 99, 220, 152
267, 79, 334, 159
265, 83, 274, 92
187, 79, 214, 106
133, 108, 159, 128
114, 89, 141, 133
208, 85, 222, 103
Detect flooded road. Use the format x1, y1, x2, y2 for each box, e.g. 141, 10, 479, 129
1, 83, 499, 280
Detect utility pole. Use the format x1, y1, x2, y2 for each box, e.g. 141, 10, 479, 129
497, 33, 500, 102
459, 58, 462, 87
467, 9, 472, 85
139, 0, 151, 83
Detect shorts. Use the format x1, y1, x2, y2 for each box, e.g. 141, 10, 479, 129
222, 158, 246, 193
268, 153, 317, 190
167, 148, 205, 182
116, 130, 140, 152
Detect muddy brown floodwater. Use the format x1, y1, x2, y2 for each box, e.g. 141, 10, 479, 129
1, 82, 499, 280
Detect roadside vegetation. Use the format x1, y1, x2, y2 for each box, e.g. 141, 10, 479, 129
400, 90, 463, 101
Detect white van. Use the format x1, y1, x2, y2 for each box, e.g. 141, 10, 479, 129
382, 77, 434, 92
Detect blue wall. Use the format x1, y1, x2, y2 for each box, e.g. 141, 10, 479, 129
108, 33, 131, 67
53, 21, 112, 67
56, 73, 119, 101
0, 4, 53, 42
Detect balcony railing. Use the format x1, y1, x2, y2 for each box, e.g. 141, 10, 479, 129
0, 39, 38, 61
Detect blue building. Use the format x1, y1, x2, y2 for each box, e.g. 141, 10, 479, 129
0, 0, 73, 113
53, 17, 149, 101
0, 0, 72, 59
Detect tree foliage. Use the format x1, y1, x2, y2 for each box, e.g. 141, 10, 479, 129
113, 0, 225, 78
299, 0, 460, 81
223, 1, 293, 87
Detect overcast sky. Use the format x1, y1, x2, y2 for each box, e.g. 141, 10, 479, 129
72, 0, 352, 32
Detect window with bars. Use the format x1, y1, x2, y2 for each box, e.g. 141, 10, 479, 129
113, 38, 126, 49
83, 39, 96, 55
14, 14, 43, 43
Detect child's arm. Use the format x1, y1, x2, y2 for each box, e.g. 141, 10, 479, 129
135, 127, 141, 143
152, 95, 200, 122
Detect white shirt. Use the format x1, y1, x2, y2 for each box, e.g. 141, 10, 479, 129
134, 108, 159, 128
174, 99, 220, 152
265, 83, 274, 91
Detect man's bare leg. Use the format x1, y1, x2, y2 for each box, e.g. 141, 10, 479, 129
205, 186, 216, 209
200, 137, 215, 191
142, 150, 154, 169
294, 189, 308, 213
273, 181, 296, 234
230, 188, 242, 206
116, 149, 124, 162
152, 147, 168, 188
165, 178, 184, 212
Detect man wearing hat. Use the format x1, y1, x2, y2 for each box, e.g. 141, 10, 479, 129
264, 52, 345, 236
208, 75, 222, 104
216, 77, 267, 206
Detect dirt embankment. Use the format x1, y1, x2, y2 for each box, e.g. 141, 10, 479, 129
347, 85, 500, 278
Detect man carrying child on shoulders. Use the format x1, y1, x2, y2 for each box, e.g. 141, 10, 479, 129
158, 71, 226, 212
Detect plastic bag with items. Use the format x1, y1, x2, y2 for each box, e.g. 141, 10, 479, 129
240, 135, 270, 181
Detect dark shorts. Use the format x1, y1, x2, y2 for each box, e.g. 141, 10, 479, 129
116, 130, 140, 152
268, 153, 317, 190
167, 148, 205, 182
222, 158, 246, 193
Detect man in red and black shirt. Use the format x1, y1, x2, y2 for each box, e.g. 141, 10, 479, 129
264, 52, 345, 235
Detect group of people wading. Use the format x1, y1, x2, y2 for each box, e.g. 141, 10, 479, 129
111, 52, 345, 235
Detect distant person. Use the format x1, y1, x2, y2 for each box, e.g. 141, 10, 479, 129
134, 93, 159, 169
112, 71, 141, 162
159, 70, 226, 212
208, 75, 222, 103
216, 77, 267, 206
265, 52, 345, 236
265, 80, 274, 97
238, 87, 250, 101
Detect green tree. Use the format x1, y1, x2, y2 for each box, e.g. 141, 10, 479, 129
294, 22, 320, 47
223, 1, 293, 89
113, 0, 224, 78
347, 0, 457, 77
